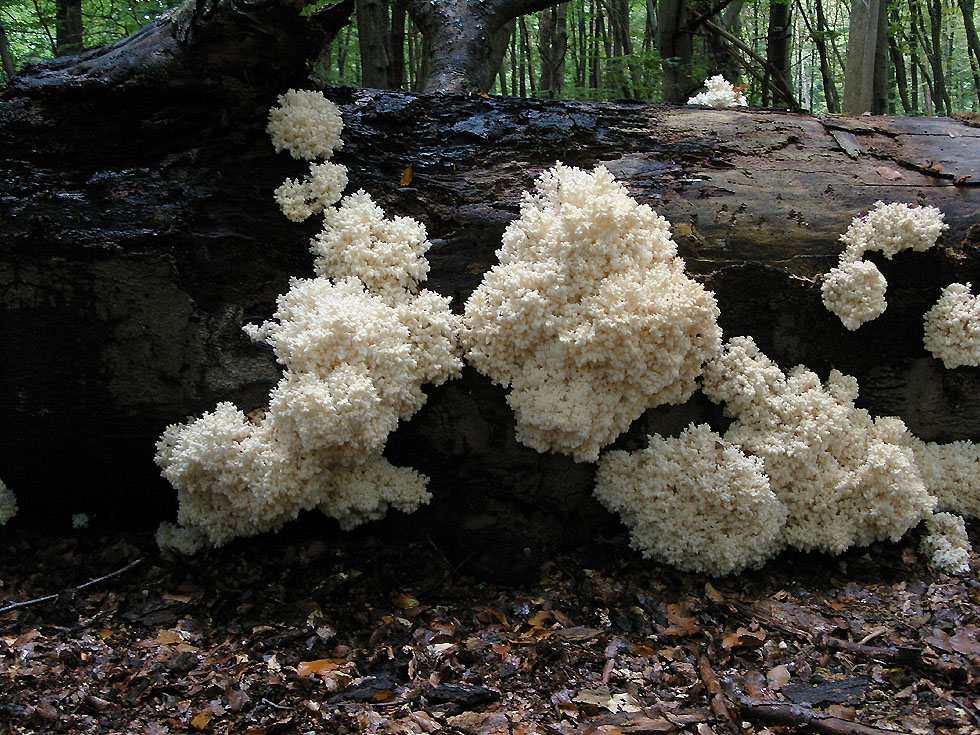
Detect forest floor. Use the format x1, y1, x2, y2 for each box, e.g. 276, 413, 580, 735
1, 520, 980, 735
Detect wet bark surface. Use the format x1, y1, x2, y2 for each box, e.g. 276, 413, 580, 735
2, 2, 980, 566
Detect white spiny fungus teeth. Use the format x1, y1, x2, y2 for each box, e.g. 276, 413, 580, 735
687, 75, 747, 108
594, 424, 786, 576
923, 282, 980, 368
840, 201, 948, 260
921, 512, 971, 574
462, 163, 721, 462
267, 89, 344, 161
701, 336, 936, 556
313, 191, 432, 303
907, 436, 980, 519
274, 162, 348, 222
821, 259, 888, 330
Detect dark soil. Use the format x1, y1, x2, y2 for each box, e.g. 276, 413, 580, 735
2, 518, 979, 735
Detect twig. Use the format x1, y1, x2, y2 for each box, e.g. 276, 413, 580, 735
0, 559, 142, 615
697, 653, 737, 732
261, 698, 292, 711
820, 635, 969, 680
739, 697, 913, 735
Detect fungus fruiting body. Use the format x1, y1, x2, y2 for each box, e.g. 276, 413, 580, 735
462, 164, 722, 462
687, 75, 747, 108
923, 282, 980, 368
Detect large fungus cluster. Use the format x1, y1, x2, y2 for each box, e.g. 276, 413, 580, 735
155, 89, 978, 577
686, 75, 747, 108
462, 164, 721, 462
155, 92, 462, 550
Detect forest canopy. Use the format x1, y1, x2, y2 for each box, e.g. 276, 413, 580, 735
2, 0, 980, 113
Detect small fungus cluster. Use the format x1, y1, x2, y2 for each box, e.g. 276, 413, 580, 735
821, 202, 947, 330
686, 75, 747, 108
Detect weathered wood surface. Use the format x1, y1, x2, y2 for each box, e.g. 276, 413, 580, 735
2, 3, 980, 568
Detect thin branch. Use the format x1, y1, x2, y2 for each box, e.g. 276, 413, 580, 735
0, 559, 142, 615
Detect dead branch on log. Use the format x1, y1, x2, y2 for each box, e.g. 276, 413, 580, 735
0, 559, 142, 615
739, 697, 913, 735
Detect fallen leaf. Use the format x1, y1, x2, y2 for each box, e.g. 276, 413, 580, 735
827, 705, 856, 720
528, 610, 553, 627
191, 711, 212, 730
767, 664, 791, 690
704, 582, 724, 602
722, 627, 766, 649
400, 166, 413, 186
394, 593, 419, 609
874, 166, 903, 181
296, 658, 344, 676
950, 627, 980, 656
155, 629, 182, 646
663, 603, 700, 637
557, 626, 602, 641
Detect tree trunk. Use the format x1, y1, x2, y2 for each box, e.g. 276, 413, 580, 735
405, 0, 557, 93
538, 3, 566, 98
763, 0, 794, 107
356, 0, 391, 88
957, 0, 980, 107
657, 0, 693, 103
389, 0, 407, 89
888, 4, 912, 114
0, 20, 15, 80
842, 0, 880, 114
55, 0, 84, 56
811, 0, 840, 113
4, 1, 980, 570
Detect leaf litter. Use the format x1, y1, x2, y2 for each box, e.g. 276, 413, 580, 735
1, 522, 980, 735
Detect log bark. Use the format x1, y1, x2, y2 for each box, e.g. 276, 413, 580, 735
2, 5, 980, 576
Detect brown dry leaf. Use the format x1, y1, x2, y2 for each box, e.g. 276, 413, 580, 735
155, 629, 182, 646
874, 166, 903, 181
557, 626, 602, 641
190, 711, 213, 730
528, 609, 553, 627
704, 582, 724, 602
663, 603, 700, 637
766, 664, 791, 690
296, 658, 347, 676
827, 705, 856, 720
394, 593, 420, 609
924, 628, 953, 653
583, 726, 623, 735
949, 626, 980, 656
722, 627, 766, 649
400, 166, 413, 186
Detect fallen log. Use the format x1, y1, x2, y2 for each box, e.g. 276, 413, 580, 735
2, 1, 980, 572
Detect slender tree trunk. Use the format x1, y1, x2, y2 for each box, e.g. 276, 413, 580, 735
658, 0, 693, 103
538, 4, 567, 98
519, 14, 535, 95
488, 18, 515, 91
810, 0, 840, 112
925, 0, 951, 114
763, 0, 794, 107
888, 5, 911, 114
55, 0, 84, 56
0, 21, 15, 80
357, 0, 390, 88
842, 0, 880, 114
389, 0, 407, 88
957, 0, 980, 107
872, 0, 888, 114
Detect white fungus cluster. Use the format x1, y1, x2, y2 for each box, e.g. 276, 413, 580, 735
267, 89, 344, 161
923, 282, 980, 368
840, 201, 948, 261
274, 162, 349, 222
700, 336, 936, 555
821, 259, 888, 331
313, 191, 431, 303
462, 164, 722, 462
0, 478, 16, 525
822, 202, 948, 330
156, 100, 463, 549
595, 424, 786, 576
906, 436, 980, 519
268, 90, 348, 222
686, 75, 747, 108
921, 512, 971, 574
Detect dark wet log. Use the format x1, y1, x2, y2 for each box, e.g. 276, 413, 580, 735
2, 6, 980, 572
